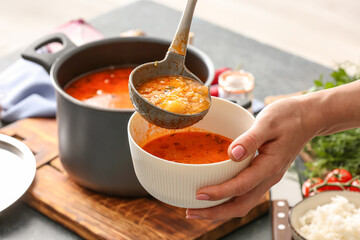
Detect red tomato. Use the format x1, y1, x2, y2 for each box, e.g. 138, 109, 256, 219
302, 178, 324, 197
212, 67, 231, 85
322, 169, 353, 191
347, 179, 360, 192
325, 168, 352, 183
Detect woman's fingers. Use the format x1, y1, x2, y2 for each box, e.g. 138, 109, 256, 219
195, 151, 283, 201
186, 99, 310, 220
196, 121, 274, 201
228, 110, 277, 162
228, 126, 264, 162
187, 172, 284, 220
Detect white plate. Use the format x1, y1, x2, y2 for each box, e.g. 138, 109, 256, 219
0, 133, 36, 212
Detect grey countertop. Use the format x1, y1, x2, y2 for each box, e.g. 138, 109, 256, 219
0, 1, 332, 239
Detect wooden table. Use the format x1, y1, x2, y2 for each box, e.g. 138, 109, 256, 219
0, 1, 332, 239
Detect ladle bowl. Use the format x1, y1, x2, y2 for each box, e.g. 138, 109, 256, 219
129, 51, 210, 129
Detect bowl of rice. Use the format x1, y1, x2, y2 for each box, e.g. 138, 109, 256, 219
289, 191, 360, 240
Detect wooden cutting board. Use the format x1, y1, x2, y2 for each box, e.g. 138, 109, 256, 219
0, 118, 270, 240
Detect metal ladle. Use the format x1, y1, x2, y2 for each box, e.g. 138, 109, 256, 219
129, 0, 211, 129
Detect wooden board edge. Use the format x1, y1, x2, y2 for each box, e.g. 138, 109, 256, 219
25, 167, 270, 240
196, 192, 270, 240
24, 193, 103, 240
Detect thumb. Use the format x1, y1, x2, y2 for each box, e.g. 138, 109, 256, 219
228, 128, 263, 162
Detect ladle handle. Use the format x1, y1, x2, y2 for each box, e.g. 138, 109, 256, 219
168, 0, 197, 56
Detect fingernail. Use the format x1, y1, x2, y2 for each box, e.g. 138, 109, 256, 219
232, 145, 245, 160
186, 215, 202, 219
196, 194, 210, 200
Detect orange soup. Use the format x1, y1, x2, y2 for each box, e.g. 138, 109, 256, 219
142, 131, 232, 164
64, 67, 134, 109
136, 75, 210, 115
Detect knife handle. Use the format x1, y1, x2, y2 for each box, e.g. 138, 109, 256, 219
271, 200, 292, 240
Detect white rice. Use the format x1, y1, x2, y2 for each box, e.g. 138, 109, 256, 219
298, 195, 360, 240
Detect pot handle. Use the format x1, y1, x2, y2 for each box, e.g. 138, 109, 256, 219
21, 33, 77, 73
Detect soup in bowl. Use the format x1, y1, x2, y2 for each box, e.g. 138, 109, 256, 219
128, 97, 255, 208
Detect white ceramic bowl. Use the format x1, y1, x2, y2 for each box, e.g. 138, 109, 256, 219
128, 97, 255, 208
289, 191, 360, 240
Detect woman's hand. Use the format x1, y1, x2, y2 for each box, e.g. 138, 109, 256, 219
186, 96, 322, 220
186, 80, 360, 220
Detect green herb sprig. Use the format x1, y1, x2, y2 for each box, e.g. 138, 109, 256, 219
309, 66, 359, 92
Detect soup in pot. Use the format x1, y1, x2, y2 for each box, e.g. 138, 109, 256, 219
64, 67, 134, 109
142, 131, 232, 164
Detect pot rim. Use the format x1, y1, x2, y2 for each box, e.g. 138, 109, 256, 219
50, 36, 215, 113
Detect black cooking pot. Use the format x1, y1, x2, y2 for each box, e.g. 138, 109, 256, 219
22, 33, 214, 196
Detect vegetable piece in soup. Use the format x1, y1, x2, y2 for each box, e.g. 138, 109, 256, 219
64, 67, 134, 109
136, 75, 210, 114
142, 131, 232, 164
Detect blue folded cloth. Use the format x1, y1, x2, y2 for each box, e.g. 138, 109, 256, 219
0, 59, 56, 122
